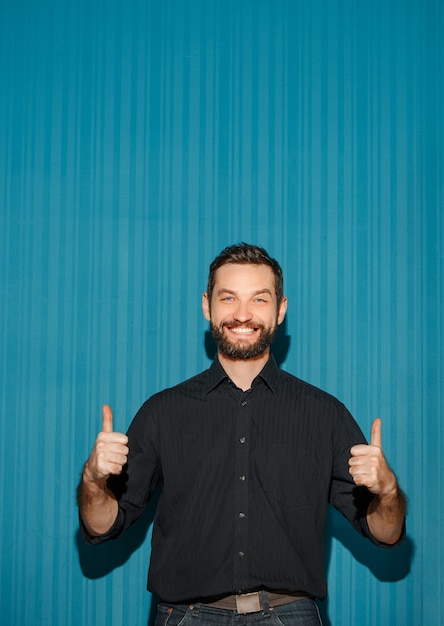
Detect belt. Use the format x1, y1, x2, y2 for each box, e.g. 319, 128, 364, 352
198, 591, 307, 614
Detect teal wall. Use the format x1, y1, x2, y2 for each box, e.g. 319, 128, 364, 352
1, 1, 442, 624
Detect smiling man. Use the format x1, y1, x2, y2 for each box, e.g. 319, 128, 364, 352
78, 243, 406, 626
202, 256, 287, 388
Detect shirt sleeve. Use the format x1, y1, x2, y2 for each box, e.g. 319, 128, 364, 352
328, 403, 405, 547
80, 399, 161, 545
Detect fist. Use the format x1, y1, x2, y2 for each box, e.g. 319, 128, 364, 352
348, 418, 397, 497
84, 405, 129, 483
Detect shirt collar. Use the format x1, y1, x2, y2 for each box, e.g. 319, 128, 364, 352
204, 357, 229, 395
203, 353, 280, 396
256, 354, 280, 395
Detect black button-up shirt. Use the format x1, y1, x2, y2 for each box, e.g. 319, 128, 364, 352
83, 356, 382, 602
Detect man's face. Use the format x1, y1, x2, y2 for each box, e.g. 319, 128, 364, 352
202, 263, 287, 360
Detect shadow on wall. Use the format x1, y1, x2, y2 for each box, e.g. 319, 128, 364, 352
75, 487, 160, 580
318, 507, 414, 626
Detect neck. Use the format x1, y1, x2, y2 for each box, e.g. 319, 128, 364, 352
218, 350, 270, 391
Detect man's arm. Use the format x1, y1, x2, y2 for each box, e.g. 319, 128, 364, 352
77, 405, 128, 537
349, 418, 407, 545
365, 483, 407, 545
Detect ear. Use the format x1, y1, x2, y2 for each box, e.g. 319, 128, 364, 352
277, 296, 288, 325
202, 292, 211, 321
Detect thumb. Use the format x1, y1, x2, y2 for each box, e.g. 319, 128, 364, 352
370, 417, 382, 448
101, 404, 114, 433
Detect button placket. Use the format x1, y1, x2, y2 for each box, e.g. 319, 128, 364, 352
233, 391, 251, 590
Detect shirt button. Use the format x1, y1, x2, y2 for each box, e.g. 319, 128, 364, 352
239, 437, 246, 444
239, 512, 245, 519
239, 551, 245, 558
239, 475, 246, 481
241, 401, 247, 407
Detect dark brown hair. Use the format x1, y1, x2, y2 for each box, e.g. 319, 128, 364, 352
207, 243, 284, 304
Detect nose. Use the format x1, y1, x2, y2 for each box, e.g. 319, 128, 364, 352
233, 300, 253, 323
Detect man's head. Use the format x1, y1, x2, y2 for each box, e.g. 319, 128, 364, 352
202, 243, 287, 360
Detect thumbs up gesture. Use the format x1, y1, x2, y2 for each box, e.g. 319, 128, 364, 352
83, 405, 129, 484
348, 418, 397, 497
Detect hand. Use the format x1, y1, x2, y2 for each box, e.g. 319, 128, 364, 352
348, 418, 397, 497
83, 405, 129, 484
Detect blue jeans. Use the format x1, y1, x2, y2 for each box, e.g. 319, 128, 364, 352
154, 599, 323, 626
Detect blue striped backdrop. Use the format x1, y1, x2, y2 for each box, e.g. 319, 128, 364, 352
0, 1, 442, 624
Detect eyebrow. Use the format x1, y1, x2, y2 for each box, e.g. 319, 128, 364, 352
216, 288, 273, 297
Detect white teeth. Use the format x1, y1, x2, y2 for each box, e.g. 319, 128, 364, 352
230, 327, 255, 334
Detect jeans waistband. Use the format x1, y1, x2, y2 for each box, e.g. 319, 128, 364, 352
198, 591, 307, 614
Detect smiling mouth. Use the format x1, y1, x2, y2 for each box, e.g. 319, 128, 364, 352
228, 327, 256, 335
223, 323, 260, 337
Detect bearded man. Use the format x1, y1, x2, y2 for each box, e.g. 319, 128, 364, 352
78, 243, 406, 626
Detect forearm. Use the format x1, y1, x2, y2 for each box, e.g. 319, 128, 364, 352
366, 485, 407, 545
77, 464, 119, 537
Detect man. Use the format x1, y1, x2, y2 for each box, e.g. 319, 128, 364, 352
78, 243, 406, 626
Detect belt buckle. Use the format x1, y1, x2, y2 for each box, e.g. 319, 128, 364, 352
235, 592, 262, 614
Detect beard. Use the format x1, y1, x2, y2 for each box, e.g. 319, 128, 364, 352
210, 320, 277, 360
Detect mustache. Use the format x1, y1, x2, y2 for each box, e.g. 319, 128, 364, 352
221, 320, 264, 329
